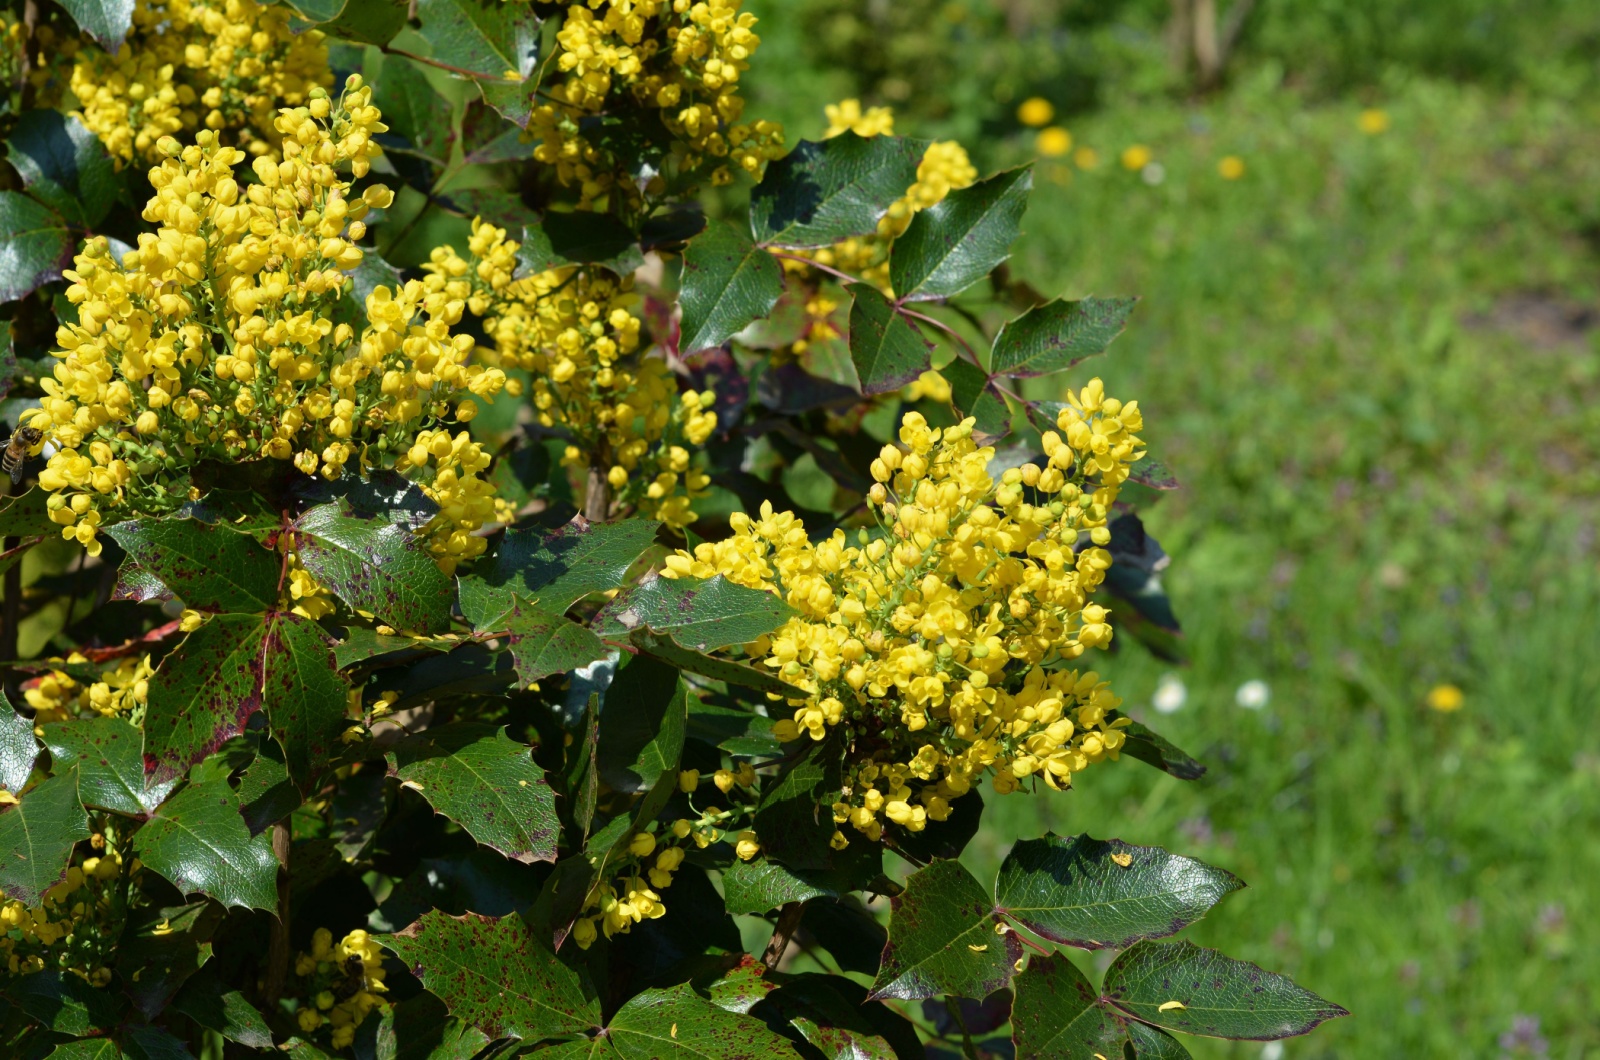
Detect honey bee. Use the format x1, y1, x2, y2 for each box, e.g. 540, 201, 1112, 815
2, 426, 43, 485
332, 954, 366, 1001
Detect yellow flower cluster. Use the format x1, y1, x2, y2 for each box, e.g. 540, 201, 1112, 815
665, 389, 1147, 841
426, 219, 717, 529
529, 0, 785, 210
1, 844, 126, 982
23, 654, 154, 724
28, 79, 506, 570
291, 928, 388, 1050
795, 101, 977, 292
70, 0, 330, 166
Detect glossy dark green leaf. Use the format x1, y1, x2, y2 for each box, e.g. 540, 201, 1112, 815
115, 899, 221, 1017
261, 612, 352, 790
686, 700, 783, 758
721, 858, 852, 915
538, 211, 644, 275
0, 691, 38, 792
596, 656, 688, 793
891, 166, 1031, 300
389, 723, 559, 863
13, 969, 124, 1036
1126, 1021, 1194, 1059
869, 859, 1022, 1001
1011, 953, 1129, 1060
123, 1025, 193, 1060
0, 488, 57, 537
803, 896, 892, 977
0, 191, 71, 303
678, 222, 784, 353
6, 111, 117, 227
628, 628, 804, 697
995, 834, 1242, 950
381, 910, 598, 1041
136, 778, 279, 911
316, 0, 408, 45
105, 518, 278, 612
990, 297, 1138, 378
501, 601, 609, 688
42, 717, 177, 816
295, 502, 455, 633
752, 741, 846, 872
598, 983, 795, 1059
595, 573, 795, 651
0, 768, 89, 903
43, 1040, 125, 1060
376, 54, 454, 162
370, 990, 491, 1060
1103, 940, 1350, 1040
413, 0, 541, 81
56, 0, 134, 47
1117, 718, 1206, 781
461, 99, 526, 164
171, 976, 273, 1049
943, 358, 1012, 436
751, 133, 928, 249
847, 282, 932, 395
460, 516, 660, 630
141, 614, 268, 785
236, 753, 301, 835
754, 974, 904, 1060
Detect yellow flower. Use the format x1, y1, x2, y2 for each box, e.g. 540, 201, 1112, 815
1217, 155, 1245, 180
1016, 97, 1054, 127
1358, 108, 1390, 135
1120, 144, 1152, 171
1035, 126, 1072, 158
1426, 684, 1464, 712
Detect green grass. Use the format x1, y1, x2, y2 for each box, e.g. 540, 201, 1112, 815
922, 74, 1600, 1057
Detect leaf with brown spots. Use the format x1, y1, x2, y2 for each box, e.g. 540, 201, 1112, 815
1010, 952, 1130, 1059
42, 717, 177, 817
594, 573, 795, 652
559, 983, 796, 1059
388, 723, 559, 863
869, 859, 1022, 1001
106, 518, 279, 612
380, 910, 598, 1042
500, 601, 609, 687
260, 612, 351, 792
458, 516, 661, 630
140, 614, 269, 785
294, 502, 455, 633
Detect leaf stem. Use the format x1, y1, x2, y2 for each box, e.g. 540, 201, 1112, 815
762, 900, 805, 969
262, 821, 292, 1005
944, 996, 981, 1060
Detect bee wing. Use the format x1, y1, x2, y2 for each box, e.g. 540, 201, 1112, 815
8, 462, 23, 485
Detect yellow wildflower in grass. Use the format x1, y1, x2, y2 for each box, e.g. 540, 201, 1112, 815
28, 77, 507, 571
1359, 108, 1391, 135
1035, 126, 1072, 158
1016, 96, 1054, 127
290, 928, 388, 1049
528, 0, 786, 210
1120, 144, 1152, 171
425, 219, 717, 529
665, 384, 1148, 841
70, 0, 330, 167
1218, 155, 1246, 180
1426, 684, 1464, 712
1074, 146, 1101, 170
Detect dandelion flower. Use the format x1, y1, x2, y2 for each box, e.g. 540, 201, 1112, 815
1218, 155, 1245, 180
1235, 680, 1270, 710
1358, 108, 1390, 135
1017, 97, 1055, 127
1035, 126, 1071, 158
1426, 684, 1463, 712
1120, 145, 1152, 171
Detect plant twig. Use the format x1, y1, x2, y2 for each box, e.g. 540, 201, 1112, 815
944, 996, 980, 1060
262, 822, 292, 1006
762, 900, 805, 969
1, 474, 20, 697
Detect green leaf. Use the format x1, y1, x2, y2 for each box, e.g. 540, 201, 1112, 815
1116, 717, 1206, 781
1102, 940, 1350, 1040
316, 0, 407, 45
596, 656, 688, 793
751, 133, 928, 249
461, 99, 526, 164
943, 358, 1012, 436
104, 518, 279, 612
995, 834, 1242, 950
501, 601, 609, 688
370, 991, 491, 1060
593, 983, 796, 1059
136, 778, 280, 911
237, 753, 301, 835
44, 1041, 125, 1060
1126, 1021, 1195, 1059
1129, 458, 1179, 491
460, 517, 660, 630
752, 741, 846, 872
42, 717, 177, 816
0, 691, 39, 792
1010, 953, 1129, 1059
755, 974, 906, 1060
990, 297, 1137, 378
721, 857, 853, 915
595, 573, 796, 651
0, 768, 89, 904
376, 55, 455, 162
413, 0, 541, 81
56, 0, 134, 47
141, 614, 268, 784
686, 700, 782, 758
890, 166, 1031, 300
13, 969, 124, 1036
260, 612, 352, 790
847, 283, 932, 396
628, 628, 803, 697
0, 488, 58, 537
0, 190, 74, 303
124, 1026, 193, 1060
389, 723, 559, 863
295, 502, 455, 633
678, 222, 784, 353
381, 910, 598, 1041
115, 899, 222, 1018
171, 977, 273, 1049
6, 111, 118, 228
868, 859, 1022, 1001
537, 212, 644, 275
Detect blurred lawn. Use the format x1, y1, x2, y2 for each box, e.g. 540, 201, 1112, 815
754, 19, 1600, 1060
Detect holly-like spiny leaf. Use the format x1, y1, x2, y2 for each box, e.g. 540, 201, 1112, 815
0, 767, 89, 904
368, 990, 491, 1060
990, 296, 1138, 378
412, 0, 540, 81
42, 717, 177, 817
375, 53, 455, 162
381, 910, 598, 1042
995, 833, 1242, 951
460, 516, 660, 630
628, 628, 804, 697
315, 0, 409, 45
294, 501, 455, 633
596, 655, 688, 793
171, 976, 273, 1049
576, 982, 795, 1059
1115, 717, 1206, 781
0, 488, 57, 538
1010, 952, 1129, 1059
136, 778, 279, 911
890, 165, 1032, 300
869, 859, 1023, 1001
595, 573, 796, 652
750, 133, 928, 249
389, 723, 559, 863
0, 690, 39, 792
501, 601, 609, 688
5, 110, 118, 228
751, 739, 849, 873
721, 857, 859, 916
1127, 1021, 1195, 1059
943, 357, 1013, 437
12, 968, 125, 1037
55, 0, 135, 48
105, 518, 279, 612
236, 752, 302, 835
0, 191, 71, 303
1103, 940, 1350, 1040
114, 899, 223, 1019
259, 611, 352, 791
678, 221, 784, 353
847, 283, 932, 396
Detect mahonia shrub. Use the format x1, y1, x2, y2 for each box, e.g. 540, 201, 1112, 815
0, 1, 1347, 1057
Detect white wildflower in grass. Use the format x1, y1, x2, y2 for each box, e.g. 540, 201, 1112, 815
1236, 679, 1271, 710
1153, 673, 1188, 714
